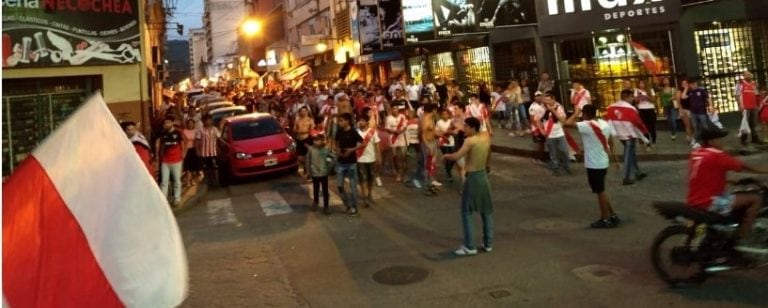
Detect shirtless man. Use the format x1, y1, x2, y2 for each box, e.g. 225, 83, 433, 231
444, 117, 493, 256
294, 107, 314, 175
421, 103, 441, 193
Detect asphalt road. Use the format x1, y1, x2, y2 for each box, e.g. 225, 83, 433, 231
176, 152, 768, 307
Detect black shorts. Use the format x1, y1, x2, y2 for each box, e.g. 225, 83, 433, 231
357, 162, 374, 183
183, 149, 200, 171
200, 156, 218, 170
296, 137, 310, 156
586, 168, 607, 193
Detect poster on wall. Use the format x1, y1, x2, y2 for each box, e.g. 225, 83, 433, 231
2, 0, 141, 68
402, 0, 436, 43
477, 0, 536, 29
359, 1, 382, 52
379, 0, 405, 47
433, 0, 478, 37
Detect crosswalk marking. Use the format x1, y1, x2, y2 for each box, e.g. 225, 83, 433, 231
254, 191, 293, 216
207, 198, 238, 225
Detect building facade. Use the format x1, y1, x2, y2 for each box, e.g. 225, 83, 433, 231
204, 0, 247, 73
188, 28, 208, 82
1, 0, 167, 177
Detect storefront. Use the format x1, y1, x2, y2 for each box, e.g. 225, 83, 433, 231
2, 1, 159, 177
536, 0, 681, 111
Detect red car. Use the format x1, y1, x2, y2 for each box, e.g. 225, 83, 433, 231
218, 113, 298, 182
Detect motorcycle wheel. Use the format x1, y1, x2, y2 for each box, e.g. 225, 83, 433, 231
651, 225, 708, 287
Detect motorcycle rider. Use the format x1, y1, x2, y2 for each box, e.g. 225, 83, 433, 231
687, 127, 768, 254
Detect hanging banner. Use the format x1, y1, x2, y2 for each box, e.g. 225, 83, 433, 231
477, 0, 537, 29
2, 0, 141, 68
379, 0, 405, 47
433, 0, 478, 38
359, 2, 382, 52
403, 0, 436, 43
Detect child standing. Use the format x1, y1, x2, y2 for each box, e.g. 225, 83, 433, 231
306, 134, 333, 214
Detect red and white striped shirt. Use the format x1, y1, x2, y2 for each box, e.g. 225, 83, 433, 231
196, 126, 221, 157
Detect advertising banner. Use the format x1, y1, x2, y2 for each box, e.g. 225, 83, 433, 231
2, 0, 141, 68
359, 3, 382, 52
476, 0, 537, 29
379, 0, 405, 47
402, 0, 436, 43
433, 0, 478, 38
537, 0, 681, 37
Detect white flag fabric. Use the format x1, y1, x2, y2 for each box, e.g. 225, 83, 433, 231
3, 93, 188, 307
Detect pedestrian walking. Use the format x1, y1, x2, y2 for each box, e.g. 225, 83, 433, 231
606, 89, 650, 186
558, 105, 621, 228
196, 115, 221, 186
405, 109, 424, 189
676, 79, 694, 145
529, 91, 548, 163
306, 134, 333, 214
334, 113, 364, 217
356, 114, 381, 207
436, 108, 457, 183
386, 104, 408, 182
156, 116, 186, 207
421, 103, 441, 194
182, 119, 200, 187
444, 117, 493, 256
466, 94, 493, 136
121, 121, 153, 176
294, 106, 314, 175
542, 94, 571, 175
735, 71, 763, 145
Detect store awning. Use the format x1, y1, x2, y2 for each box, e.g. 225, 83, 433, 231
313, 61, 345, 80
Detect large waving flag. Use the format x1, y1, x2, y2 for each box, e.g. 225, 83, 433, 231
3, 93, 188, 307
630, 41, 661, 75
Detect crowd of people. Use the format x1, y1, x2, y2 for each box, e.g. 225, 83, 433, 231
119, 70, 768, 255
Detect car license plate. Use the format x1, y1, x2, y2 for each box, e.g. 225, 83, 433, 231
264, 158, 278, 167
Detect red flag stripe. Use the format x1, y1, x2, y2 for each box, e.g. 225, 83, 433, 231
3, 157, 123, 308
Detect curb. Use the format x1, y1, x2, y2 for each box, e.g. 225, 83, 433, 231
491, 144, 766, 162
173, 183, 208, 215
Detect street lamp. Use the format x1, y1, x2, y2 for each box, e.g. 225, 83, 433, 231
241, 19, 262, 37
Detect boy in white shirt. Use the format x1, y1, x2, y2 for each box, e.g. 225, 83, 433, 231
385, 105, 408, 182
557, 104, 621, 229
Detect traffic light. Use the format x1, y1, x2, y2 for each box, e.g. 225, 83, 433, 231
176, 23, 183, 36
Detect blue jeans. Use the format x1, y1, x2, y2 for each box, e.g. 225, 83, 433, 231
462, 206, 493, 250
335, 163, 359, 208
663, 105, 678, 136
518, 104, 529, 129
621, 139, 642, 181
160, 161, 183, 203
546, 136, 570, 172
691, 113, 710, 143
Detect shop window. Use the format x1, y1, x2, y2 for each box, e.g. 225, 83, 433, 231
493, 39, 538, 82
694, 20, 768, 113
556, 28, 674, 113
456, 47, 493, 93
429, 52, 456, 82
2, 76, 102, 177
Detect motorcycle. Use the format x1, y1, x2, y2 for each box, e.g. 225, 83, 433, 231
651, 178, 768, 287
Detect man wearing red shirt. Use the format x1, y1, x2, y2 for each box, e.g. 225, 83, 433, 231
687, 127, 767, 253
735, 71, 762, 145
156, 116, 187, 207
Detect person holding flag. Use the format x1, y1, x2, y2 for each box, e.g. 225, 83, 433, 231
606, 89, 650, 186
3, 93, 187, 307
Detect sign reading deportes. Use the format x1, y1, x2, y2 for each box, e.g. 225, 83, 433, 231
537, 0, 681, 36
2, 0, 141, 68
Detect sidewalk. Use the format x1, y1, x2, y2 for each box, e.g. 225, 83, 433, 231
491, 112, 767, 161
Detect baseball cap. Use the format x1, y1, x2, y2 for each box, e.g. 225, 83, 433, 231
534, 91, 543, 96
700, 127, 729, 142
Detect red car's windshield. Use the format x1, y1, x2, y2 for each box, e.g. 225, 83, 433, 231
230, 118, 283, 140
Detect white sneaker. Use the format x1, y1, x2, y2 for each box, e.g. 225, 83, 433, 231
482, 246, 493, 252
412, 179, 423, 189
454, 246, 478, 256
431, 180, 443, 187
375, 177, 383, 187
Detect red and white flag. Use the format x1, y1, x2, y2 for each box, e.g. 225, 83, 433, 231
605, 102, 650, 144
3, 93, 188, 307
630, 41, 660, 75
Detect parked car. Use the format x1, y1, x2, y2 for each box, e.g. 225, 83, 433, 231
190, 94, 222, 107
201, 101, 234, 114
217, 113, 298, 182
208, 105, 247, 128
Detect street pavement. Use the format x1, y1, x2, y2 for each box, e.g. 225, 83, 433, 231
176, 152, 768, 307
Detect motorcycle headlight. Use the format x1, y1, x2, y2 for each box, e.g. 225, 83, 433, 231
287, 142, 297, 152
235, 152, 252, 160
